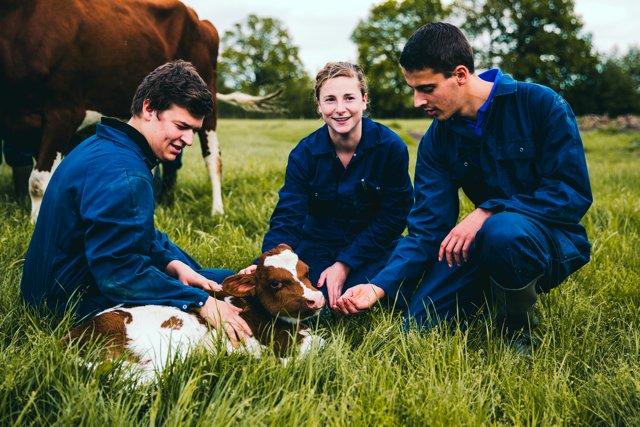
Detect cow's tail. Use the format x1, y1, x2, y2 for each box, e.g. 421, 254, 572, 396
216, 89, 285, 114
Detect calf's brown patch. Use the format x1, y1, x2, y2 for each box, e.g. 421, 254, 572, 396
161, 316, 183, 330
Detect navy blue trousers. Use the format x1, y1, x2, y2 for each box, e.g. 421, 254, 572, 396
403, 212, 590, 327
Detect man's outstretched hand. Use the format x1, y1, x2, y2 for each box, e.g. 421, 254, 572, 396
439, 207, 495, 267
335, 284, 386, 316
199, 297, 252, 347
166, 260, 222, 292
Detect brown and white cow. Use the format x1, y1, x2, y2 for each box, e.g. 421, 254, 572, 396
61, 244, 326, 380
0, 0, 282, 221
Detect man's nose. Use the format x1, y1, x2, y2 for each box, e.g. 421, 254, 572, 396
181, 131, 194, 146
414, 91, 427, 108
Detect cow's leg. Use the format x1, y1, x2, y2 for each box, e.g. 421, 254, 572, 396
76, 110, 103, 134
30, 108, 85, 222
199, 116, 224, 215
29, 152, 63, 221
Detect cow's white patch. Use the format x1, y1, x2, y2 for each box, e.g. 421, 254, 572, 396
116, 305, 210, 378
77, 110, 103, 133
264, 250, 323, 301
298, 334, 326, 356
29, 152, 63, 223
89, 304, 267, 382
279, 316, 300, 325
204, 130, 223, 215
224, 296, 234, 306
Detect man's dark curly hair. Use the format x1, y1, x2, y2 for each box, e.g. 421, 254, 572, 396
400, 22, 475, 78
130, 60, 214, 118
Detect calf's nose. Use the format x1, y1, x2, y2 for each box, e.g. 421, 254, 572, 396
306, 292, 325, 310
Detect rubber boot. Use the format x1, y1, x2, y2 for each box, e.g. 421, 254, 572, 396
491, 275, 542, 358
12, 164, 33, 205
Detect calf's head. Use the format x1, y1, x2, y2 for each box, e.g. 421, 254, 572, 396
221, 244, 325, 322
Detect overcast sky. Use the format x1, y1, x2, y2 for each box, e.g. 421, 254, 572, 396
183, 0, 640, 75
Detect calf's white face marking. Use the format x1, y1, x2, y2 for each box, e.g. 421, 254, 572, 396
263, 249, 322, 301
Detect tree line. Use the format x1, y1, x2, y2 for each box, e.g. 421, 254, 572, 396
217, 0, 640, 119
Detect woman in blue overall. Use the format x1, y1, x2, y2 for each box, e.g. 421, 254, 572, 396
240, 62, 414, 310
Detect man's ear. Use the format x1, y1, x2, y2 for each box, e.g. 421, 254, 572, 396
453, 65, 469, 85
221, 274, 257, 297
142, 99, 155, 121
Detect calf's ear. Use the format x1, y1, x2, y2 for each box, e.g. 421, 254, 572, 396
221, 274, 257, 297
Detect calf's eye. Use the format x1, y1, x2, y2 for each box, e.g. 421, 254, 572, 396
269, 280, 281, 289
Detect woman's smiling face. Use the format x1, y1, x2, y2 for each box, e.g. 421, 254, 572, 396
316, 76, 367, 139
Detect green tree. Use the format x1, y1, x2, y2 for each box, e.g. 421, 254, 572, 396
351, 0, 449, 118
460, 0, 599, 113
217, 15, 315, 118
590, 57, 640, 116
620, 46, 640, 92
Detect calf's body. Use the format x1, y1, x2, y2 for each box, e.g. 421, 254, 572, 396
62, 245, 325, 378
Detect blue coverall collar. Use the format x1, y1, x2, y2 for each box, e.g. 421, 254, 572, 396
97, 118, 159, 170
444, 72, 517, 142
309, 116, 383, 156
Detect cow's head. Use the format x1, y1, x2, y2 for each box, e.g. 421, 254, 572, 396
221, 244, 325, 323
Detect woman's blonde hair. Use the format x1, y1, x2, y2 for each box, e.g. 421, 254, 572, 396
314, 62, 368, 100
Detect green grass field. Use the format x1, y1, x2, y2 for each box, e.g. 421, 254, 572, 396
0, 119, 639, 426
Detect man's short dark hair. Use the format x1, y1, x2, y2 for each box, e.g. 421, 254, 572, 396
131, 60, 214, 118
400, 22, 475, 77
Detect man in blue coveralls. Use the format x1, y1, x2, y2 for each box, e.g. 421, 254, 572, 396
21, 61, 252, 343
336, 23, 592, 347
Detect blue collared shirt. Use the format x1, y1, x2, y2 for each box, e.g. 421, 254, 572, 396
261, 116, 414, 270
372, 73, 593, 296
460, 69, 503, 136
20, 119, 210, 318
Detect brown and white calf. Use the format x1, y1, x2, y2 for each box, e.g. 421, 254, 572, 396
61, 244, 326, 379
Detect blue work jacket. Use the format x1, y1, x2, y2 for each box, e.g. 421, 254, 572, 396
372, 72, 593, 296
262, 116, 414, 271
20, 119, 210, 318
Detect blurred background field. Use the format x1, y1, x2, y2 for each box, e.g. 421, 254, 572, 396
0, 118, 639, 425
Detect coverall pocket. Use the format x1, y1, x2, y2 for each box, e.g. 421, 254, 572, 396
496, 138, 540, 195
354, 179, 382, 212
309, 185, 336, 213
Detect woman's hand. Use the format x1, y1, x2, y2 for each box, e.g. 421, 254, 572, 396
317, 261, 352, 309
238, 264, 258, 275
198, 297, 252, 347
166, 260, 222, 291
335, 284, 386, 316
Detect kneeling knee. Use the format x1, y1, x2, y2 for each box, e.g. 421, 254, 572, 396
477, 213, 529, 254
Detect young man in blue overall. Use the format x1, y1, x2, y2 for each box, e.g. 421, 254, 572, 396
336, 23, 592, 348
21, 61, 252, 343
